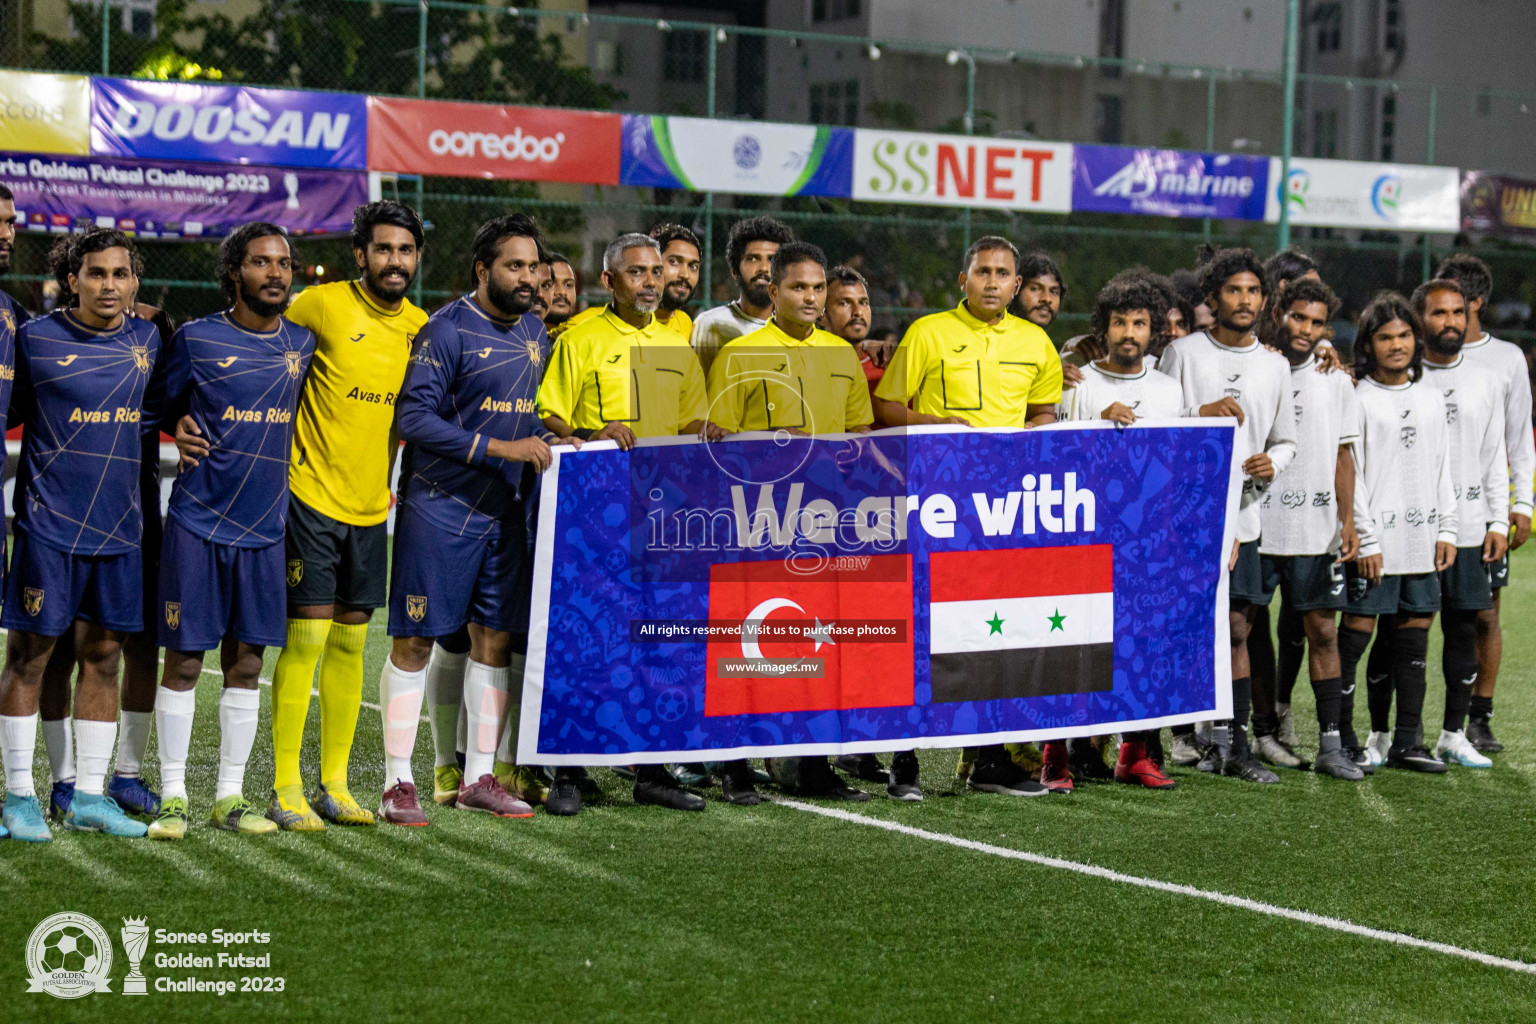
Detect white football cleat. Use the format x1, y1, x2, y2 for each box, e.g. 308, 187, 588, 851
1365, 731, 1392, 767
1434, 729, 1492, 768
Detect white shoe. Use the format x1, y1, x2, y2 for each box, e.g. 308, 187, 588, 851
1434, 729, 1492, 768
1365, 731, 1392, 767
1194, 721, 1214, 747
1276, 702, 1299, 748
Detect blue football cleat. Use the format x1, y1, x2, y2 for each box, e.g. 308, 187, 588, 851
64, 793, 149, 837
49, 780, 75, 821
106, 774, 161, 817
3, 793, 53, 842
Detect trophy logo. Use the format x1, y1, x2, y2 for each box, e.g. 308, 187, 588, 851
119, 917, 148, 996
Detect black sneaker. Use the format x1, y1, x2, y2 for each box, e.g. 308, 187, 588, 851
1221, 753, 1280, 784
1068, 738, 1115, 782
1312, 748, 1365, 781
571, 766, 602, 799
1385, 744, 1447, 774
833, 753, 887, 783
545, 771, 582, 816
633, 768, 705, 811
798, 757, 870, 802
1344, 746, 1376, 776
887, 751, 923, 802
1466, 717, 1504, 754
1195, 743, 1226, 774
966, 755, 1048, 796
719, 761, 762, 806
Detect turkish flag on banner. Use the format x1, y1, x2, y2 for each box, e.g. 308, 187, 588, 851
704, 554, 914, 717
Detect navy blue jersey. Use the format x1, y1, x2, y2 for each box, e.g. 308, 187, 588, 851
395, 296, 550, 538
11, 310, 162, 555
0, 290, 27, 429
162, 312, 315, 548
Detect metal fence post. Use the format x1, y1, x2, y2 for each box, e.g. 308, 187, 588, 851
956, 48, 976, 252
100, 0, 111, 75
1421, 84, 1438, 280
413, 0, 427, 307
1276, 0, 1300, 252
703, 28, 717, 311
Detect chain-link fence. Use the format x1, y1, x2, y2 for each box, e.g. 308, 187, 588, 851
4, 0, 1536, 354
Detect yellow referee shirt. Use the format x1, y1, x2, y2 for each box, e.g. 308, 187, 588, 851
550, 305, 693, 342
708, 319, 873, 434
284, 280, 428, 526
536, 307, 707, 438
874, 301, 1062, 428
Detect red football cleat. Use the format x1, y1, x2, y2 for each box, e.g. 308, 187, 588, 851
378, 781, 429, 825
457, 774, 534, 818
1040, 740, 1073, 794
1114, 756, 1177, 789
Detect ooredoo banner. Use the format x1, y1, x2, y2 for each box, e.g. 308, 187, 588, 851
621, 115, 853, 197
1264, 157, 1459, 232
367, 96, 621, 184
0, 70, 91, 156
852, 130, 1072, 213
90, 78, 367, 169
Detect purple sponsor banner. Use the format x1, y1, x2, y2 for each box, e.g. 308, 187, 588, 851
0, 151, 367, 239
91, 78, 367, 170
1072, 145, 1268, 220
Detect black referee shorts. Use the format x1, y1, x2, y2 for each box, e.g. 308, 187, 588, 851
284, 496, 388, 612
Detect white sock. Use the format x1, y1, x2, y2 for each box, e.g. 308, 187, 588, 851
154, 686, 198, 801
379, 657, 427, 787
495, 653, 527, 764
41, 716, 75, 784
2, 713, 40, 798
426, 646, 466, 768
115, 709, 153, 778
216, 687, 260, 802
462, 659, 509, 781
74, 719, 118, 796
456, 702, 467, 758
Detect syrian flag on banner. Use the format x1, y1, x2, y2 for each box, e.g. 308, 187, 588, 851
928, 544, 1114, 703
704, 554, 914, 717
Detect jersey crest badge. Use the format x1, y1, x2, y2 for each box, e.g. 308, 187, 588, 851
165, 602, 181, 630
1400, 426, 1417, 449
285, 350, 304, 379
524, 339, 543, 367
131, 344, 151, 373
287, 559, 304, 587
406, 595, 428, 622
23, 588, 44, 616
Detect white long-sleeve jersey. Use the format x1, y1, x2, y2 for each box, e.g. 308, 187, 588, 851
1422, 354, 1510, 547
1058, 361, 1184, 421
1460, 332, 1534, 520
1158, 331, 1297, 543
1259, 357, 1361, 556
1352, 376, 1459, 574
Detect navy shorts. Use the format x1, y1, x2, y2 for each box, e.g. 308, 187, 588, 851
1439, 546, 1494, 612
1259, 553, 1346, 611
1343, 567, 1440, 617
1490, 552, 1509, 590
1229, 540, 1265, 605
158, 515, 287, 651
1, 531, 144, 636
387, 502, 529, 638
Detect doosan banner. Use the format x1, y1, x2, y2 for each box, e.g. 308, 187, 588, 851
852, 129, 1072, 213
1072, 145, 1269, 220
368, 96, 620, 184
517, 424, 1240, 765
1265, 157, 1459, 231
91, 78, 367, 169
621, 115, 853, 197
0, 151, 368, 238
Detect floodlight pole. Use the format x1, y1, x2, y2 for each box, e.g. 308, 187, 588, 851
100, 0, 111, 74
703, 28, 718, 314
1276, 0, 1300, 251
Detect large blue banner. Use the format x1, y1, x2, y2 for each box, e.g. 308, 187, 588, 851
518, 423, 1240, 765
90, 78, 367, 170
1072, 144, 1269, 220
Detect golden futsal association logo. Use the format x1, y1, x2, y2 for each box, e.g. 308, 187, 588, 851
25, 912, 114, 999
406, 595, 428, 622
23, 587, 44, 616
165, 602, 181, 630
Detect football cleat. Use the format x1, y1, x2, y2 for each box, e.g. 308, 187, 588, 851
65, 792, 149, 837
1220, 754, 1280, 784
148, 796, 189, 840
456, 774, 534, 818
633, 771, 705, 811
1114, 756, 1177, 789
669, 763, 713, 788
967, 754, 1048, 797
545, 771, 583, 816
571, 766, 602, 799
1169, 733, 1204, 767
378, 782, 430, 826
887, 750, 923, 802
1365, 731, 1392, 767
1195, 743, 1226, 774
106, 773, 160, 818
48, 780, 75, 821
1465, 717, 1504, 754
1253, 733, 1311, 771
497, 763, 549, 805
795, 757, 870, 802
432, 765, 463, 806
3, 792, 52, 842
266, 789, 325, 832
1344, 746, 1377, 776
311, 783, 376, 826
1312, 749, 1365, 781
211, 795, 278, 834
1434, 730, 1491, 769
1068, 737, 1116, 782
1276, 702, 1300, 748
1039, 742, 1074, 794
1385, 744, 1447, 774
720, 761, 762, 806
833, 753, 888, 784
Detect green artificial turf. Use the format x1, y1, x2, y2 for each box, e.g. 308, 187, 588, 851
5, 550, 1536, 1022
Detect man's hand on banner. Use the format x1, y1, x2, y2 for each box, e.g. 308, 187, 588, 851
686, 419, 728, 442
593, 421, 638, 449
1199, 397, 1245, 425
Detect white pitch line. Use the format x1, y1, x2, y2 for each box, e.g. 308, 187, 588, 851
773, 798, 1536, 977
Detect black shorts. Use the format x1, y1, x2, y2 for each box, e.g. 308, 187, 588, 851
284, 496, 388, 611
1258, 553, 1346, 611
1439, 546, 1494, 611
1490, 552, 1510, 590
1229, 540, 1265, 605
1343, 567, 1440, 617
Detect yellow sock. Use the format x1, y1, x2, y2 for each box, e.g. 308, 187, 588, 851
318, 621, 369, 791
272, 617, 332, 801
